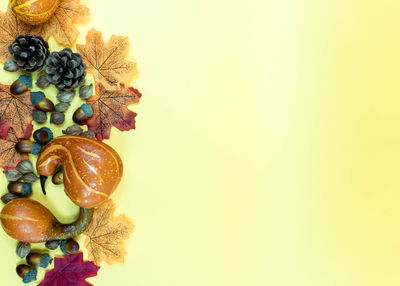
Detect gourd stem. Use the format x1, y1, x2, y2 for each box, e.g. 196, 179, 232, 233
50, 208, 94, 240
40, 175, 47, 195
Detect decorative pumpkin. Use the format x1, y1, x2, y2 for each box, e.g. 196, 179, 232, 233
9, 0, 59, 25
36, 135, 123, 208
0, 198, 93, 243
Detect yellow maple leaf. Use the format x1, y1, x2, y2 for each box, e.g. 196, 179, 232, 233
77, 28, 139, 87
84, 199, 135, 265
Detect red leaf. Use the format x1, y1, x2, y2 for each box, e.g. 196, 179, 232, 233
85, 83, 142, 141
39, 253, 100, 286
0, 83, 34, 139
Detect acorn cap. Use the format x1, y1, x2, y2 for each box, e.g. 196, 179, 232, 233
22, 268, 37, 284
31, 142, 43, 155
19, 75, 32, 88
22, 183, 32, 196
40, 253, 52, 268
81, 104, 93, 117
30, 91, 45, 105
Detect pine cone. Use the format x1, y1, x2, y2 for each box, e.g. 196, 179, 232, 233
8, 34, 49, 72
45, 48, 86, 91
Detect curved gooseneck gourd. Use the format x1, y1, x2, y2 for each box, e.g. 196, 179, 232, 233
36, 135, 123, 209
0, 198, 93, 243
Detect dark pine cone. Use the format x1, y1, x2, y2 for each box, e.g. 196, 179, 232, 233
8, 34, 49, 72
46, 48, 86, 91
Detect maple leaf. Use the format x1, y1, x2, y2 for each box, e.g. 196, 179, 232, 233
32, 0, 90, 47
84, 199, 134, 265
0, 9, 33, 63
85, 82, 142, 141
0, 1, 89, 63
77, 29, 138, 87
0, 128, 28, 170
0, 83, 34, 139
39, 252, 99, 286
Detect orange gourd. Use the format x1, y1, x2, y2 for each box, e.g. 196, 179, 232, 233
0, 198, 93, 243
36, 135, 123, 209
9, 0, 59, 25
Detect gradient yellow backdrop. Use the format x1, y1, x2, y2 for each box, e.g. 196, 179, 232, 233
4, 0, 400, 285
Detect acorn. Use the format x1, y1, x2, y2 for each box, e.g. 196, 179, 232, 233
73, 104, 93, 124
52, 169, 63, 185
1, 193, 20, 204
33, 127, 53, 145
27, 252, 52, 268
15, 140, 33, 154
36, 98, 55, 112
60, 238, 80, 255
45, 240, 60, 250
16, 264, 37, 283
8, 182, 32, 196
15, 140, 43, 155
10, 78, 28, 95
16, 242, 31, 258
30, 91, 55, 112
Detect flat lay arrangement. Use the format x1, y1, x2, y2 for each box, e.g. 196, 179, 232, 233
0, 0, 141, 284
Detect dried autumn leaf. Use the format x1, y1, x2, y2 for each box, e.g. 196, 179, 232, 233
39, 252, 100, 286
84, 199, 134, 265
0, 128, 28, 170
0, 83, 34, 139
0, 1, 89, 63
85, 82, 142, 141
77, 29, 138, 87
0, 9, 33, 63
32, 0, 90, 47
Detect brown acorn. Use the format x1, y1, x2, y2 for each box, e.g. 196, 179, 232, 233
33, 127, 53, 145
60, 238, 80, 255
16, 264, 31, 278
16, 264, 37, 283
52, 169, 63, 185
15, 140, 33, 154
10, 79, 28, 95
8, 182, 32, 196
27, 252, 52, 268
36, 98, 55, 112
73, 104, 93, 124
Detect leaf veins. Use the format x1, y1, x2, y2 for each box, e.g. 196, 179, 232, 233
39, 252, 100, 286
85, 82, 142, 141
0, 128, 28, 170
84, 199, 134, 265
0, 83, 34, 139
77, 28, 138, 87
0, 0, 89, 63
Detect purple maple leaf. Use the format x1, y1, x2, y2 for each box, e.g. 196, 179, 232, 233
39, 252, 100, 286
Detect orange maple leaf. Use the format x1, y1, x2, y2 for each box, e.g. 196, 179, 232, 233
0, 9, 34, 63
85, 82, 142, 141
84, 199, 134, 265
0, 83, 34, 139
0, 0, 89, 64
32, 0, 90, 47
0, 128, 28, 170
77, 29, 138, 87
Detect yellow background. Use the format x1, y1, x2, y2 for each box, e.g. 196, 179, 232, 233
3, 0, 400, 285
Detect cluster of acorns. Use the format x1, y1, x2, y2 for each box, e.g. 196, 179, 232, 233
15, 238, 80, 283
4, 34, 95, 127
2, 34, 98, 283
4, 34, 97, 156
1, 158, 78, 284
